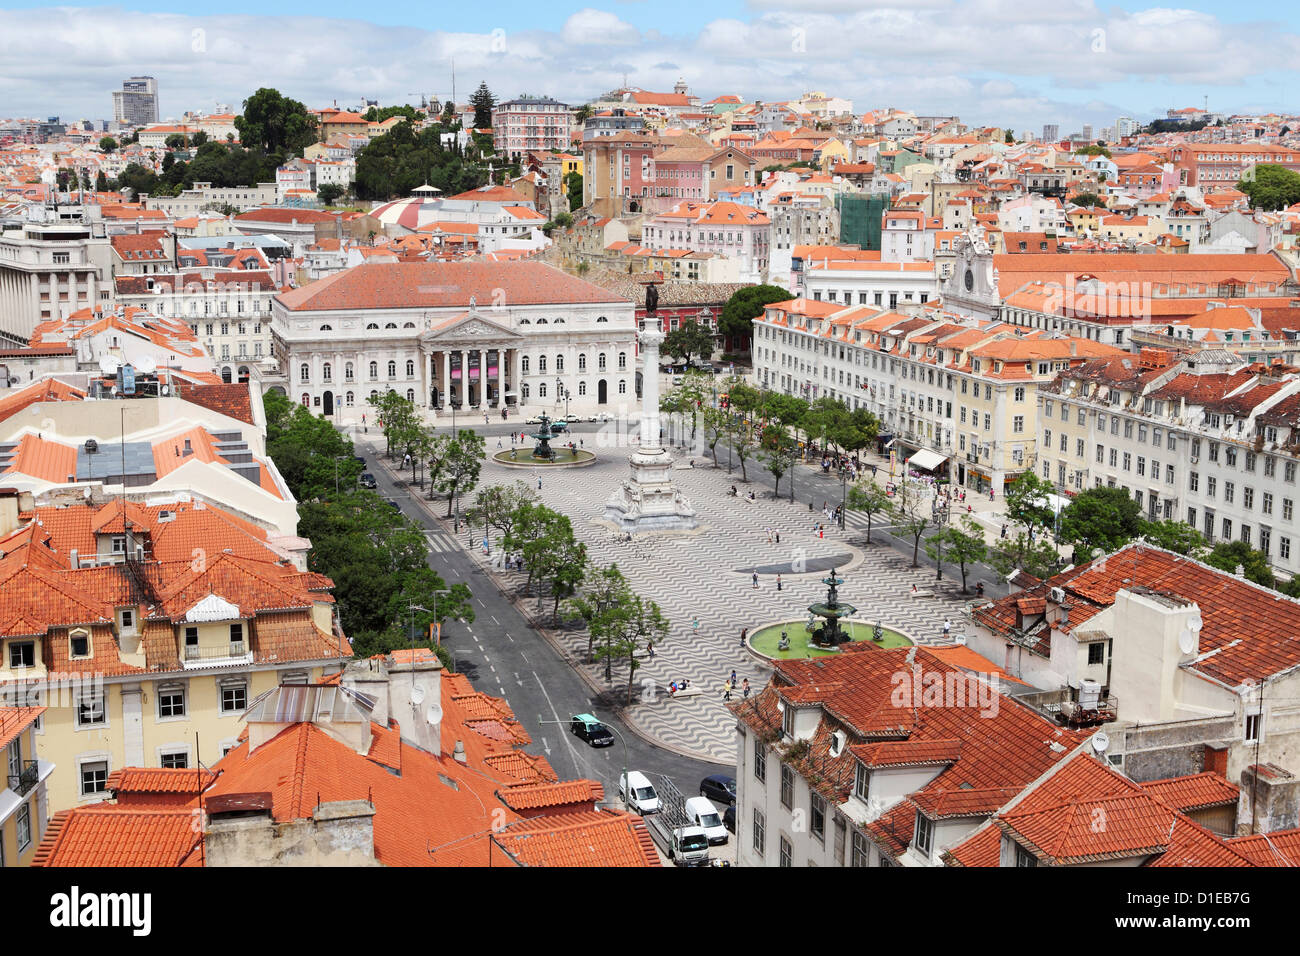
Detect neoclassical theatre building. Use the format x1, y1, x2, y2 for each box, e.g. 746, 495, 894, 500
272, 261, 640, 421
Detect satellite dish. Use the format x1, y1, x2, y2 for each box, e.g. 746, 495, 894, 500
1091, 731, 1109, 755
137, 355, 157, 374
1178, 628, 1198, 656
410, 685, 426, 706
1187, 613, 1203, 633
98, 355, 120, 376
426, 702, 443, 726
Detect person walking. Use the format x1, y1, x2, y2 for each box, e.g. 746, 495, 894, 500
943, 619, 952, 638
537, 477, 543, 491
692, 616, 700, 632
776, 573, 783, 591
729, 669, 737, 688
647, 641, 655, 660
740, 627, 748, 648
722, 680, 733, 701
742, 678, 751, 699
775, 531, 780, 544
1001, 524, 1007, 539
752, 572, 759, 589
766, 527, 773, 544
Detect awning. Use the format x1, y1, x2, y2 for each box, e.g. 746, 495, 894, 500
907, 449, 949, 472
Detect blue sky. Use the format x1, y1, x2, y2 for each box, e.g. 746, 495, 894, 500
1, 1, 1297, 132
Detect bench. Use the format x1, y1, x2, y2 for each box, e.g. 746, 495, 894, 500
665, 686, 704, 699
908, 589, 937, 598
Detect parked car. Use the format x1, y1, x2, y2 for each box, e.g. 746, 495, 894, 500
359, 473, 377, 489
699, 774, 736, 806
524, 415, 544, 425
619, 771, 660, 814
669, 826, 710, 866
588, 412, 614, 423
550, 421, 569, 433
353, 455, 366, 466
722, 804, 735, 833
384, 499, 401, 513
684, 796, 728, 845
569, 713, 614, 747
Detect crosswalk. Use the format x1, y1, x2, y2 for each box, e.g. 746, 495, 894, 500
423, 528, 460, 554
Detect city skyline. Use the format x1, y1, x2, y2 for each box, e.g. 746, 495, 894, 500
0, 2, 1297, 132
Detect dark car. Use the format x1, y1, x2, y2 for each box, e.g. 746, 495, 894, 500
722, 804, 735, 833
570, 713, 615, 747
699, 774, 736, 805
384, 499, 401, 513
359, 472, 377, 489
353, 455, 366, 466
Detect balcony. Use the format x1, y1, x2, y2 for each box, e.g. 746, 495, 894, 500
182, 641, 252, 670
7, 759, 38, 797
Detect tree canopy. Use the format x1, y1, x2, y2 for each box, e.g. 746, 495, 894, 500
235, 87, 318, 155
1058, 486, 1143, 562
1237, 164, 1300, 211
352, 120, 487, 201
719, 284, 792, 342
663, 320, 715, 366
471, 82, 496, 130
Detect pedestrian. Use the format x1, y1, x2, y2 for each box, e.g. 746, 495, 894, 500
943, 619, 952, 637
723, 680, 733, 701
484, 413, 489, 425
752, 572, 759, 589
740, 627, 748, 647
537, 477, 543, 490
775, 531, 780, 544
911, 583, 918, 594
647, 641, 655, 659
729, 669, 737, 687
776, 573, 783, 591
1001, 524, 1007, 539
497, 437, 502, 448
990, 490, 995, 502
766, 527, 773, 544
819, 527, 824, 539
692, 616, 700, 631
742, 678, 751, 699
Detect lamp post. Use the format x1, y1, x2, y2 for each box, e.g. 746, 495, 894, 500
839, 468, 848, 529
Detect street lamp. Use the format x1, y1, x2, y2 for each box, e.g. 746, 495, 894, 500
839, 468, 849, 529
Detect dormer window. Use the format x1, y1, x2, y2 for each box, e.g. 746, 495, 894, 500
69, 629, 90, 660
781, 703, 794, 739
854, 762, 870, 801
914, 811, 935, 857
118, 608, 135, 633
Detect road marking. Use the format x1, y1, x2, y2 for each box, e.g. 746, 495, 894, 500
491, 615, 499, 625
520, 651, 528, 664
541, 735, 551, 755
533, 669, 582, 772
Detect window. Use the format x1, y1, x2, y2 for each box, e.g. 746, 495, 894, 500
1014, 387, 1025, 402
1244, 487, 1255, 510
1013, 415, 1024, 433
160, 750, 189, 769
753, 736, 766, 782
1015, 844, 1039, 867
406, 360, 415, 378
779, 835, 792, 867
780, 765, 794, 809
753, 808, 766, 856
1286, 499, 1295, 522
322, 363, 331, 383
538, 356, 547, 374
369, 361, 378, 379
834, 819, 847, 865
345, 362, 354, 382
158, 686, 186, 719
77, 689, 105, 727
578, 354, 587, 372
300, 363, 310, 382
16, 802, 31, 851
387, 361, 397, 378
70, 630, 90, 659
618, 352, 627, 370
1225, 481, 1235, 504
1088, 642, 1105, 665
851, 830, 870, 867
9, 641, 34, 669
854, 762, 870, 801
598, 353, 607, 371
618, 380, 627, 395
811, 793, 826, 842
221, 683, 247, 714
914, 812, 934, 857
1245, 712, 1261, 743
1282, 537, 1292, 560
80, 760, 108, 797
230, 622, 244, 645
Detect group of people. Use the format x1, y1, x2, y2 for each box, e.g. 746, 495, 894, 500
721, 669, 751, 701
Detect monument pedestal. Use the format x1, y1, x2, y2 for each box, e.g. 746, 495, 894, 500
604, 448, 698, 532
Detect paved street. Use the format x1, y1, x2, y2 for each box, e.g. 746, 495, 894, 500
392, 416, 976, 764
351, 426, 730, 826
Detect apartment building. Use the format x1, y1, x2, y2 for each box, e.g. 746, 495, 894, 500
144, 182, 278, 218
493, 97, 571, 156
1038, 350, 1300, 576
640, 201, 770, 283
0, 708, 53, 866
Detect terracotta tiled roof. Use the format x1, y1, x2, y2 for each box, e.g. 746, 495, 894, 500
493, 809, 660, 867
0, 706, 44, 750
1140, 772, 1239, 812
31, 807, 202, 867
1227, 828, 1300, 866
108, 767, 217, 795
498, 780, 603, 811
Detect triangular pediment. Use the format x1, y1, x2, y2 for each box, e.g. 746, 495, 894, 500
185, 593, 242, 622
420, 309, 524, 343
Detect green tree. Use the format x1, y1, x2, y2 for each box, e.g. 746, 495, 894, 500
165, 132, 189, 150
317, 183, 345, 206
191, 130, 209, 147
1074, 144, 1112, 158
565, 170, 583, 211
570, 563, 630, 664
728, 416, 757, 482
986, 532, 1063, 581
95, 170, 109, 192
893, 479, 932, 568
574, 104, 594, 124
1205, 540, 1275, 588
759, 424, 797, 499
1237, 164, 1300, 211
469, 481, 538, 549
1140, 519, 1208, 557
661, 370, 709, 441
701, 406, 728, 468
1004, 471, 1056, 533
1070, 191, 1106, 209
471, 82, 496, 130
719, 284, 792, 345
926, 516, 987, 593
663, 320, 716, 367
364, 105, 424, 123
847, 482, 892, 545
98, 136, 118, 153
439, 430, 486, 519
235, 88, 318, 156
1058, 486, 1143, 562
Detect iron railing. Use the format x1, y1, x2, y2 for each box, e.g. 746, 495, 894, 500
7, 759, 37, 796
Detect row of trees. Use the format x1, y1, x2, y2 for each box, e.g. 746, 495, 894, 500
464, 481, 669, 703
370, 391, 485, 517
262, 390, 473, 661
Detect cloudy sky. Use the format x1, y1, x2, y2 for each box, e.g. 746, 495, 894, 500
2, 1, 1297, 133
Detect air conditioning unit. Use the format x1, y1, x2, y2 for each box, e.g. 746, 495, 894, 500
1049, 586, 1066, 603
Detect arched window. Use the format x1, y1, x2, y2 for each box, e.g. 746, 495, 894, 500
539, 383, 548, 398
369, 361, 378, 379
403, 322, 416, 329
300, 363, 310, 382
301, 393, 310, 407
366, 323, 379, 330
538, 356, 547, 373
618, 352, 627, 370
406, 389, 415, 402
385, 322, 397, 329
537, 318, 548, 324
319, 324, 332, 331
322, 362, 332, 382
345, 391, 354, 406
578, 354, 587, 372
522, 356, 530, 374
618, 380, 627, 395
522, 384, 530, 400
578, 381, 587, 396
387, 361, 396, 377
519, 318, 531, 325
370, 390, 378, 402
555, 355, 564, 372
598, 353, 607, 371
406, 359, 415, 377
596, 315, 608, 323
553, 317, 565, 324
345, 362, 354, 382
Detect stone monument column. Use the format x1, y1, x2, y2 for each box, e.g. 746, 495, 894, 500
638, 329, 665, 451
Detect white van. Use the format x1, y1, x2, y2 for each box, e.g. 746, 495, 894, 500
684, 796, 728, 845
619, 771, 660, 814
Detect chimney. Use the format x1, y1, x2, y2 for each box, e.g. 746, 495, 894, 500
453, 740, 467, 764
205, 793, 377, 866
384, 651, 443, 755
342, 657, 390, 729
1238, 763, 1300, 836
1203, 743, 1228, 778
0, 489, 22, 538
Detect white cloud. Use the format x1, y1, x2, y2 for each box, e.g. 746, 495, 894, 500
561, 9, 640, 46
